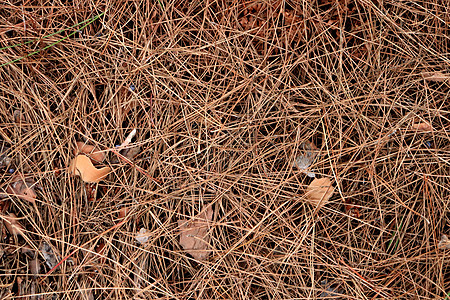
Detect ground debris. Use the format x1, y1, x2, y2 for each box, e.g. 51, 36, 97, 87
40, 242, 60, 269
135, 228, 151, 245
305, 178, 334, 209
294, 141, 318, 177
178, 206, 213, 261
438, 235, 450, 250
69, 154, 111, 183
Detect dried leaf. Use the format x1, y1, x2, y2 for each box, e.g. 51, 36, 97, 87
69, 155, 111, 183
0, 144, 12, 168
412, 122, 433, 132
75, 141, 105, 163
305, 178, 334, 209
438, 235, 450, 250
6, 175, 37, 203
295, 142, 318, 177
422, 71, 450, 82
40, 242, 60, 269
95, 241, 107, 264
178, 206, 213, 260
2, 213, 25, 236
121, 146, 140, 160
118, 207, 128, 220
135, 228, 151, 245
28, 258, 40, 276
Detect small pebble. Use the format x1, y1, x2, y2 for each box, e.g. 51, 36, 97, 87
8, 168, 14, 173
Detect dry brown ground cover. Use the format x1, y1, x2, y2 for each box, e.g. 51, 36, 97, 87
0, 0, 449, 299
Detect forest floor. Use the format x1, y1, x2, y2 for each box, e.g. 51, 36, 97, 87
0, 0, 449, 299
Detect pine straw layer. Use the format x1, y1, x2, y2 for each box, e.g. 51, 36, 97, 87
0, 0, 449, 299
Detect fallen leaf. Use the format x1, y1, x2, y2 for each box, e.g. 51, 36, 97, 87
40, 242, 60, 269
2, 213, 25, 236
305, 178, 334, 209
318, 280, 344, 298
75, 141, 105, 163
178, 206, 213, 260
295, 141, 319, 177
412, 122, 433, 131
28, 258, 40, 276
95, 241, 107, 264
422, 71, 450, 82
0, 143, 12, 168
118, 207, 128, 220
6, 175, 37, 203
69, 154, 111, 183
438, 235, 450, 250
135, 228, 151, 245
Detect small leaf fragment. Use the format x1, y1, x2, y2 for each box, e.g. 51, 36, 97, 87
6, 175, 37, 203
75, 141, 105, 163
412, 122, 433, 132
28, 258, 40, 276
295, 142, 318, 177
135, 228, 151, 245
40, 242, 60, 269
2, 213, 25, 236
178, 206, 213, 260
0, 143, 12, 168
438, 235, 450, 250
305, 178, 334, 209
69, 154, 111, 183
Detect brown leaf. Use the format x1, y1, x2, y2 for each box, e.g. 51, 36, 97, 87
69, 154, 111, 183
95, 241, 107, 264
75, 141, 105, 163
305, 178, 334, 209
178, 206, 213, 260
28, 258, 40, 276
2, 213, 25, 236
411, 122, 433, 132
6, 175, 37, 204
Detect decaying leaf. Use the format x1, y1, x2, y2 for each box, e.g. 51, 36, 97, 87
135, 228, 151, 245
305, 178, 334, 209
40, 242, 60, 269
28, 258, 40, 276
411, 122, 433, 132
2, 213, 25, 236
0, 143, 12, 168
95, 241, 107, 264
6, 175, 37, 203
178, 206, 213, 260
75, 141, 106, 163
69, 154, 111, 183
295, 141, 318, 177
422, 71, 450, 82
318, 280, 344, 298
438, 235, 450, 250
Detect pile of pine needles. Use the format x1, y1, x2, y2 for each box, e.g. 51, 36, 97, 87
0, 0, 449, 299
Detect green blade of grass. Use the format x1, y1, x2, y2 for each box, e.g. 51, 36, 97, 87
0, 12, 104, 68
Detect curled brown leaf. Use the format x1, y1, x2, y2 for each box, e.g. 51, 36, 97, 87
75, 141, 105, 163
69, 154, 111, 183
